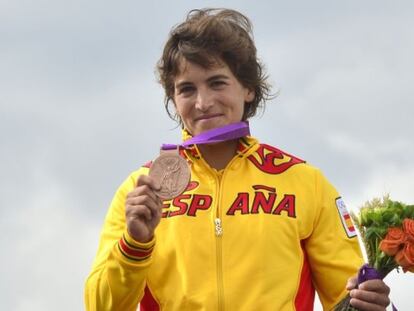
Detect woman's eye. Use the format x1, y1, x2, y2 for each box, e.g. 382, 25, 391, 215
178, 86, 195, 95
211, 80, 226, 88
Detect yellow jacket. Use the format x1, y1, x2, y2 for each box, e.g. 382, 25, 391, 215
85, 136, 363, 311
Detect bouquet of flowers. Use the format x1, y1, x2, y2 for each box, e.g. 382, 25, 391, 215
335, 195, 414, 310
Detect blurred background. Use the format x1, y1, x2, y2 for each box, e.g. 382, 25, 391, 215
1, 0, 413, 310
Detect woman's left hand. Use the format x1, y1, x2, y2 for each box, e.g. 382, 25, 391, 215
346, 276, 391, 311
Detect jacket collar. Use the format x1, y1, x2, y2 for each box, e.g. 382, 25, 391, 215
180, 128, 258, 163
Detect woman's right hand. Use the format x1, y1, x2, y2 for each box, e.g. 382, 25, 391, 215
125, 175, 163, 243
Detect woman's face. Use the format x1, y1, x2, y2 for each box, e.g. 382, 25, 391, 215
173, 60, 254, 136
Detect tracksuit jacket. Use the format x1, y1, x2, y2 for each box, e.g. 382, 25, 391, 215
85, 134, 363, 311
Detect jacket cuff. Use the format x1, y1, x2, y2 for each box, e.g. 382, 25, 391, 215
117, 231, 155, 262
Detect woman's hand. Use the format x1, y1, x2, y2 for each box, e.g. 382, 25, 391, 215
125, 175, 163, 243
346, 276, 390, 311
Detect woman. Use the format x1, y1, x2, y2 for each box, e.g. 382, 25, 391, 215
85, 8, 390, 311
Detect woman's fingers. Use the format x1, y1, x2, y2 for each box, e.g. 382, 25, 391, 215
127, 196, 162, 218
346, 276, 358, 290
126, 204, 152, 221
350, 280, 390, 311
125, 174, 163, 242
137, 174, 160, 191
358, 279, 390, 295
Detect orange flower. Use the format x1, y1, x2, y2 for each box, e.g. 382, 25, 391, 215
379, 227, 406, 256
395, 243, 414, 273
403, 219, 414, 243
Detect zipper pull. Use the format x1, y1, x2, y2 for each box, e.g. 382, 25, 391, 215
215, 218, 223, 236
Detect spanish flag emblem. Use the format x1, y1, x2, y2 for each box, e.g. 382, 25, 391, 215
336, 197, 357, 238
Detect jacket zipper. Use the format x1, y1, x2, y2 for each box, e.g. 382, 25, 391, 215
215, 218, 223, 236
196, 145, 248, 311
214, 169, 226, 311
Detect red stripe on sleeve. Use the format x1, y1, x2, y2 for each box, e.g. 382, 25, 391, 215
119, 238, 153, 258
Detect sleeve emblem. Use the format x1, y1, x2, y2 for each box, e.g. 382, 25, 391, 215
336, 197, 357, 238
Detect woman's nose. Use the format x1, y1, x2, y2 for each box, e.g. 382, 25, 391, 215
195, 89, 214, 111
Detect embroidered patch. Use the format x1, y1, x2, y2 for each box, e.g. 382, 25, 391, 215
336, 197, 357, 238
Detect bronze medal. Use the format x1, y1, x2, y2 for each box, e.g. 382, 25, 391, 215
149, 151, 190, 200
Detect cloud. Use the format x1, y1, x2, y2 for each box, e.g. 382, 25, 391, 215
0, 165, 101, 310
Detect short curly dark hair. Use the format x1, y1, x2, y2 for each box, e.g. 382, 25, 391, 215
157, 8, 272, 124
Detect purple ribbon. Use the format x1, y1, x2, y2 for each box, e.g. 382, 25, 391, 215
357, 264, 384, 284
357, 264, 397, 311
161, 121, 250, 150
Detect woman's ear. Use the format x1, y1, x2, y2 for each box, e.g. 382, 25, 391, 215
245, 88, 255, 103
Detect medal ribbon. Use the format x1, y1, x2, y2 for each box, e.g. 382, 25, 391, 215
161, 121, 250, 150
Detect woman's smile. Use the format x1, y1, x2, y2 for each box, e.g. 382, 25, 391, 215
194, 113, 224, 122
